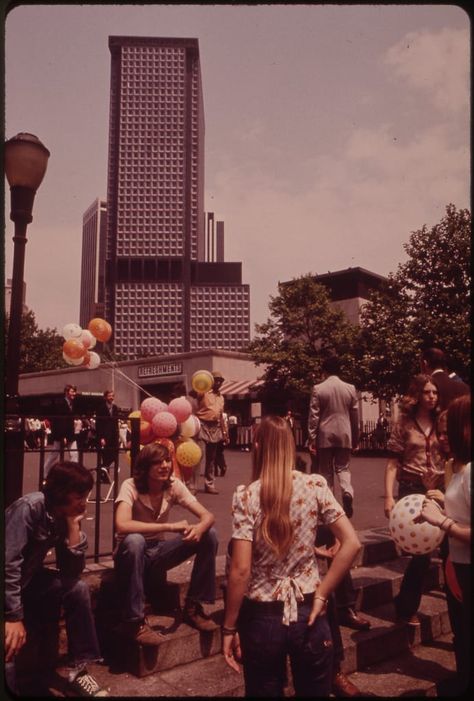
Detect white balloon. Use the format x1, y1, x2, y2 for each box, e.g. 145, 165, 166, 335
180, 414, 201, 438
85, 351, 101, 370
62, 351, 83, 366
389, 494, 444, 555
80, 329, 97, 349
62, 323, 82, 341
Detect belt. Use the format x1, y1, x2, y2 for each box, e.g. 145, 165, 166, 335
242, 592, 314, 614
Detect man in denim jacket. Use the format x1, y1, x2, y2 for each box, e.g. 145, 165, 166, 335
5, 462, 108, 697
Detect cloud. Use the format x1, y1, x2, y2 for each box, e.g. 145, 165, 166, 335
384, 27, 469, 115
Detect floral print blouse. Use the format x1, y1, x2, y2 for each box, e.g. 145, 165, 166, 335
231, 470, 344, 625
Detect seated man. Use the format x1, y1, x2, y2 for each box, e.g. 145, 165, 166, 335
114, 442, 218, 644
5, 462, 107, 697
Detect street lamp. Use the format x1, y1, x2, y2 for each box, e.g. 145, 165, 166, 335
4, 132, 50, 504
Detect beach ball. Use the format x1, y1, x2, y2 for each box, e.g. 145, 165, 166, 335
63, 338, 87, 359
88, 317, 112, 343
140, 397, 167, 422
62, 351, 84, 366
62, 323, 82, 341
151, 411, 178, 438
176, 439, 202, 468
168, 396, 192, 423
180, 415, 201, 438
389, 494, 444, 555
191, 370, 213, 394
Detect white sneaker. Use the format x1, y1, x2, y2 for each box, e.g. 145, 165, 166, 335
68, 668, 109, 697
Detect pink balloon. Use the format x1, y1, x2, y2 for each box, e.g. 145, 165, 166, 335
140, 397, 167, 422
151, 411, 178, 438
168, 396, 192, 423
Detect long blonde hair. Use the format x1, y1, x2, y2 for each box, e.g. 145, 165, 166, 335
252, 416, 295, 558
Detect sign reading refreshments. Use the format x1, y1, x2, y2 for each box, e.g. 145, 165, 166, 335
138, 362, 183, 379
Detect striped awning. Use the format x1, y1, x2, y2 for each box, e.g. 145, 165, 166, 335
220, 379, 263, 399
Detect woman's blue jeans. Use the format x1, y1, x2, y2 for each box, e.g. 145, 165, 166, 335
114, 527, 218, 622
238, 596, 333, 698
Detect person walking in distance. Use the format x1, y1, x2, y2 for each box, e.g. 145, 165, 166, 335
43, 384, 79, 476
95, 390, 120, 483
195, 370, 228, 494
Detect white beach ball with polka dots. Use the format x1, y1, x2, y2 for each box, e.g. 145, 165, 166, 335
389, 493, 444, 555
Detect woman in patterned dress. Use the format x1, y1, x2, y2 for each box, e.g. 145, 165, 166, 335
222, 415, 360, 697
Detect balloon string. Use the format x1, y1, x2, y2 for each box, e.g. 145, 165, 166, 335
99, 363, 154, 398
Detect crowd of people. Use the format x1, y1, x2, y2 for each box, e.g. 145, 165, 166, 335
4, 347, 470, 697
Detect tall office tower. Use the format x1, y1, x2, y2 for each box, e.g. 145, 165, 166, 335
79, 199, 107, 328
104, 36, 250, 359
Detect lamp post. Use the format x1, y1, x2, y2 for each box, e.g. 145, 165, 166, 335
4, 132, 50, 505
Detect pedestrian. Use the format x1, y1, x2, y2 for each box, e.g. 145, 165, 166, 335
417, 394, 471, 694
228, 414, 238, 449
43, 384, 79, 476
420, 347, 469, 411
5, 462, 107, 697
95, 390, 120, 483
384, 374, 444, 625
222, 415, 361, 697
307, 355, 370, 632
194, 370, 229, 494
215, 412, 229, 476
113, 442, 219, 644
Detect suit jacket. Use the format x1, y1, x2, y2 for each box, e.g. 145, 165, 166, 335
430, 370, 469, 412
95, 400, 119, 445
308, 375, 359, 449
50, 397, 76, 442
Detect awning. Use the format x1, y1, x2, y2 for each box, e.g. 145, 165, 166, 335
220, 379, 263, 399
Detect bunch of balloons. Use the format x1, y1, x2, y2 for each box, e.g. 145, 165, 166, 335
127, 394, 202, 479
62, 318, 112, 370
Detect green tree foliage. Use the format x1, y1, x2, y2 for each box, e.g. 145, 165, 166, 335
4, 310, 64, 374
359, 204, 471, 399
247, 274, 360, 410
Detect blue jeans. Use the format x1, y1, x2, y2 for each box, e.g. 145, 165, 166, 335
238, 596, 333, 698
6, 569, 101, 694
114, 528, 218, 622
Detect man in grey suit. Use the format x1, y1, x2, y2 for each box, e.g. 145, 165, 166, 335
307, 355, 359, 518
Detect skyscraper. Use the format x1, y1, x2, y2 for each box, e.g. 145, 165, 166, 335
104, 36, 250, 359
79, 198, 107, 327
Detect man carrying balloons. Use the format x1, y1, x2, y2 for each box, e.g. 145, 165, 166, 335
193, 370, 229, 495
43, 384, 80, 476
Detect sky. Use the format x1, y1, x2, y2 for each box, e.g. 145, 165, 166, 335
4, 3, 470, 337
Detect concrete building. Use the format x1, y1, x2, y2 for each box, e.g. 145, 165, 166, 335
104, 36, 250, 359
79, 199, 107, 327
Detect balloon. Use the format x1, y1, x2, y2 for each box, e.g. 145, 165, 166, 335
62, 323, 82, 340
140, 397, 167, 422
88, 317, 113, 343
63, 338, 87, 359
191, 370, 213, 394
62, 351, 84, 366
127, 411, 154, 444
84, 351, 101, 370
126, 446, 144, 464
389, 494, 444, 555
151, 411, 178, 438
445, 556, 462, 602
168, 396, 192, 423
176, 439, 202, 468
80, 329, 97, 349
180, 414, 201, 438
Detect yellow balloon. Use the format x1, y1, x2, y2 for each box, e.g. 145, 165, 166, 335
191, 370, 213, 394
176, 439, 202, 468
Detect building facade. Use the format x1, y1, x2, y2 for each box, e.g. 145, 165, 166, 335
104, 36, 250, 359
79, 198, 107, 327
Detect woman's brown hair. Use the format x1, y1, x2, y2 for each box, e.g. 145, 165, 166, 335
133, 442, 173, 494
447, 394, 471, 465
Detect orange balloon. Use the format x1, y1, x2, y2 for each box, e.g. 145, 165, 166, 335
88, 318, 112, 343
63, 338, 87, 359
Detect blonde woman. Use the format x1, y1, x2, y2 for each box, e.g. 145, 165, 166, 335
222, 416, 360, 698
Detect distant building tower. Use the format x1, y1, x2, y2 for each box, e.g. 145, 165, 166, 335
5, 279, 27, 316
79, 198, 107, 328
105, 36, 250, 359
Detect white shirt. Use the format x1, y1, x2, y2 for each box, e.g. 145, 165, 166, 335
444, 462, 471, 564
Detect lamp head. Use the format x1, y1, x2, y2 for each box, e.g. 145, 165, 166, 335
4, 133, 50, 223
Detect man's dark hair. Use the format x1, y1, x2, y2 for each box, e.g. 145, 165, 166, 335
43, 462, 93, 507
322, 355, 341, 376
64, 384, 77, 394
421, 348, 447, 370
103, 389, 114, 397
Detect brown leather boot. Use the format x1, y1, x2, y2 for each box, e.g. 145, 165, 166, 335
332, 671, 363, 697
183, 601, 218, 632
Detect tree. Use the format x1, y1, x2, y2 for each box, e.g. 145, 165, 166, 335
4, 310, 64, 374
359, 204, 471, 399
247, 274, 361, 413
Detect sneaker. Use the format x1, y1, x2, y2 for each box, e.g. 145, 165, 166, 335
205, 484, 219, 495
183, 601, 218, 632
100, 467, 111, 484
396, 613, 421, 627
129, 620, 166, 645
68, 668, 109, 697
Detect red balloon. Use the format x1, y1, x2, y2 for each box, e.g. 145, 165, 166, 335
63, 338, 87, 359
88, 317, 112, 342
